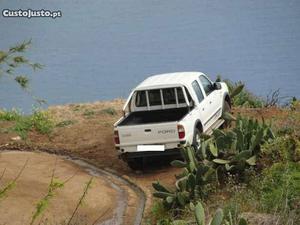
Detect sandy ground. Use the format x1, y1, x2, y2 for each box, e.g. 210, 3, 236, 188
0, 151, 117, 225
0, 99, 299, 223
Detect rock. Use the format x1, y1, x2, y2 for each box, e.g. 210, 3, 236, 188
11, 136, 21, 141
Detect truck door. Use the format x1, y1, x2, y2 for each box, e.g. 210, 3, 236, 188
191, 80, 212, 131
198, 75, 222, 129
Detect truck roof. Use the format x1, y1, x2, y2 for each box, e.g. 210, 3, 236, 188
135, 72, 204, 90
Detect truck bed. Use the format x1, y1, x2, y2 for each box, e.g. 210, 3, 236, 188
118, 108, 189, 126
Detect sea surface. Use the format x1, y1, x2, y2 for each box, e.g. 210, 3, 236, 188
0, 0, 299, 112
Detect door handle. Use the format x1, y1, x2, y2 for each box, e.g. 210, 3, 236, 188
209, 101, 212, 104
202, 108, 205, 111
145, 129, 151, 132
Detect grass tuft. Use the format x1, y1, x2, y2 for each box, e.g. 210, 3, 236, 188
0, 109, 22, 121
0, 109, 54, 139
56, 120, 76, 128
101, 107, 116, 116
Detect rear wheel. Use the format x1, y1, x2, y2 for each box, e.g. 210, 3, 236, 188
127, 158, 144, 170
192, 128, 202, 151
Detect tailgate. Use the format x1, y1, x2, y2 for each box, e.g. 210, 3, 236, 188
117, 122, 179, 146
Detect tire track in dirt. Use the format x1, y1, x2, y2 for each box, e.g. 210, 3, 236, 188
66, 156, 146, 225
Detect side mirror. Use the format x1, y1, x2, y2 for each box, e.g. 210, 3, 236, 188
213, 82, 222, 90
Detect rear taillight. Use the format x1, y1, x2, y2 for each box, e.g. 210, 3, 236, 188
177, 125, 185, 139
114, 130, 120, 144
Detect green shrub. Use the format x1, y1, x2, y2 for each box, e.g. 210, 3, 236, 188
153, 146, 217, 210
0, 109, 54, 139
261, 136, 300, 163
31, 110, 53, 134
150, 201, 172, 225
201, 116, 275, 181
82, 109, 95, 117
216, 76, 264, 108
0, 109, 22, 121
13, 116, 33, 139
259, 162, 300, 223
101, 107, 116, 115
226, 80, 264, 108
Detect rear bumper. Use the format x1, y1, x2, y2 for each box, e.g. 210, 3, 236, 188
116, 140, 186, 158
120, 148, 181, 160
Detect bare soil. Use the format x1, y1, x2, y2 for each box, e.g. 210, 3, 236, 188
0, 151, 117, 225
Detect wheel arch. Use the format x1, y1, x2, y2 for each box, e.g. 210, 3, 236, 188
224, 93, 231, 108
192, 120, 203, 149
194, 120, 203, 133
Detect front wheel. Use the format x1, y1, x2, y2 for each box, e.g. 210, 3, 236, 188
192, 128, 202, 151
221, 101, 231, 128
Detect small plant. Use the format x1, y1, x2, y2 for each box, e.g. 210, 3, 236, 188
0, 109, 54, 139
150, 201, 173, 225
290, 97, 299, 111
265, 89, 280, 107
30, 161, 64, 225
83, 109, 95, 117
56, 120, 76, 128
0, 159, 28, 200
171, 201, 248, 225
66, 176, 94, 225
0, 109, 22, 121
30, 110, 54, 135
101, 107, 116, 116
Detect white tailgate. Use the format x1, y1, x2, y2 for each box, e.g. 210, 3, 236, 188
118, 122, 179, 146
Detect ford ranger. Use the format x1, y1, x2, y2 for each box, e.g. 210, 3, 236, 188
114, 72, 231, 169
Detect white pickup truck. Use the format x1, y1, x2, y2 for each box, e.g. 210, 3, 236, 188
114, 72, 231, 169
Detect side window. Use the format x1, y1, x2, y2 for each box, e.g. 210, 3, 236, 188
199, 75, 213, 95
192, 80, 204, 103
135, 91, 147, 107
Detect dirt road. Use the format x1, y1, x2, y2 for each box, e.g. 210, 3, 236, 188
0, 151, 144, 225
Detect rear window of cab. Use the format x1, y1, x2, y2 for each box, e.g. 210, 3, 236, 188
135, 87, 192, 107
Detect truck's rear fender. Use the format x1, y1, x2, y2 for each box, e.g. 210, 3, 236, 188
179, 113, 197, 145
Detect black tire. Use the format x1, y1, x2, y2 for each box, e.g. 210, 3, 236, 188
192, 128, 202, 151
222, 100, 231, 128
127, 158, 144, 170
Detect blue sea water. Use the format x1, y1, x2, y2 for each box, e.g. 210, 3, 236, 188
0, 0, 299, 112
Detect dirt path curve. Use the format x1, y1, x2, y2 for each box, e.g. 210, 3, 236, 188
65, 155, 146, 225
0, 151, 146, 225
